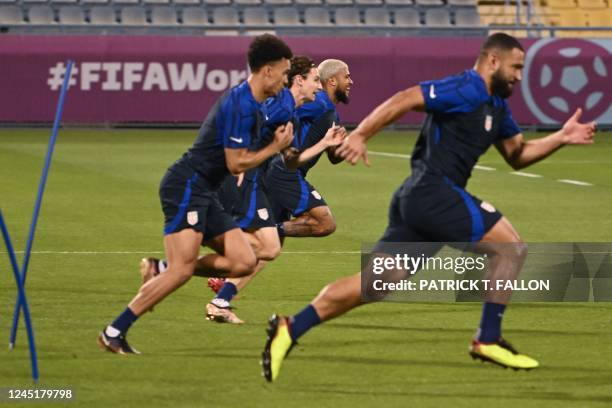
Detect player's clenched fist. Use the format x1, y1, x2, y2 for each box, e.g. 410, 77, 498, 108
273, 121, 294, 151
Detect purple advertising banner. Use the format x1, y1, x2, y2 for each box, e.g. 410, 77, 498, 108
0, 35, 610, 125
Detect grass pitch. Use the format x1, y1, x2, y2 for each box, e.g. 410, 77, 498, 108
1, 128, 612, 407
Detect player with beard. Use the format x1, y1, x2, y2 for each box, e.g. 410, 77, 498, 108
204, 59, 353, 323
261, 33, 597, 381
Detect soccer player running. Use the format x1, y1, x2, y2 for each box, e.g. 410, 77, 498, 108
97, 34, 295, 355
261, 33, 597, 380
205, 59, 353, 322
204, 56, 346, 323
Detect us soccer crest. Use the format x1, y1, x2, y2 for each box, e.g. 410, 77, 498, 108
484, 115, 493, 132
187, 211, 198, 226
257, 208, 269, 220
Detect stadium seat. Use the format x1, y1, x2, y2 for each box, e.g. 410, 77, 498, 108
181, 7, 209, 25
355, 0, 383, 5
454, 8, 480, 25
577, 0, 606, 8
364, 8, 390, 25
448, 0, 476, 6
0, 0, 17, 3
334, 7, 361, 25
144, 0, 170, 4
235, 0, 262, 5
295, 0, 323, 4
22, 0, 47, 4
558, 8, 587, 25
546, 0, 577, 8
0, 6, 22, 23
264, 0, 293, 5
114, 0, 140, 4
174, 0, 200, 4
394, 8, 420, 26
28, 6, 55, 24
304, 7, 331, 25
204, 0, 232, 5
587, 9, 612, 25
243, 7, 270, 25
212, 7, 239, 25
425, 8, 451, 26
416, 0, 444, 6
120, 7, 147, 24
81, 0, 110, 4
51, 0, 78, 4
385, 0, 413, 5
273, 7, 300, 25
151, 6, 177, 25
58, 6, 85, 24
326, 0, 354, 5
89, 6, 117, 24
203, 28, 239, 35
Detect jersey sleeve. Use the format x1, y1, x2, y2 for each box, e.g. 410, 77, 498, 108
498, 103, 521, 140
297, 99, 325, 122
218, 95, 254, 149
420, 72, 485, 114
300, 110, 336, 150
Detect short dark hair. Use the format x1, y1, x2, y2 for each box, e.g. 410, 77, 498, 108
287, 56, 315, 88
248, 34, 293, 72
480, 33, 524, 59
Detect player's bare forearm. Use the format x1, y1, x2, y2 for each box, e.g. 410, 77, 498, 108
225, 144, 279, 175
496, 132, 565, 170
352, 86, 425, 141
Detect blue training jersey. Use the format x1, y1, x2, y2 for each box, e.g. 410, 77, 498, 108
412, 69, 521, 188
181, 81, 264, 189
284, 90, 339, 176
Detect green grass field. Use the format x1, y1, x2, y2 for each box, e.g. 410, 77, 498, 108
1, 128, 612, 407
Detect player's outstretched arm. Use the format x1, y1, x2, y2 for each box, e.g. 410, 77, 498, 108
337, 85, 426, 165
225, 122, 294, 175
495, 108, 596, 170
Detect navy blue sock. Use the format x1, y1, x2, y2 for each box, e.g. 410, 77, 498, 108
215, 282, 238, 303
110, 307, 138, 335
478, 302, 506, 343
289, 304, 321, 341
276, 222, 285, 238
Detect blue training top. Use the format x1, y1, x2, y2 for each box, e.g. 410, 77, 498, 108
181, 81, 264, 189
412, 69, 521, 188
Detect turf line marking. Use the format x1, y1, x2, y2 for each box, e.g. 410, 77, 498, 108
369, 151, 497, 172
510, 171, 542, 178
474, 165, 496, 171
368, 151, 411, 159
557, 179, 593, 186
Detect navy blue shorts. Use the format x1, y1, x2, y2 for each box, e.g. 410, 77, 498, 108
217, 170, 276, 230
159, 163, 237, 241
378, 174, 502, 244
264, 166, 327, 223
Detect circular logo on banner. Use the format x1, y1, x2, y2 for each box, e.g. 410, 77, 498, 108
522, 39, 611, 124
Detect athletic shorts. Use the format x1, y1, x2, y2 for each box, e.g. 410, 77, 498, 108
217, 169, 276, 230
378, 173, 502, 244
264, 166, 327, 223
159, 163, 237, 241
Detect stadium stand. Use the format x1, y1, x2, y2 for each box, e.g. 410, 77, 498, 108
0, 0, 608, 36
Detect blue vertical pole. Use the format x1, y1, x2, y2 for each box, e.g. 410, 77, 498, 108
8, 60, 74, 349
0, 211, 39, 383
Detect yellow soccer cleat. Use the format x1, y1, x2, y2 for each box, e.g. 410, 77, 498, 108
469, 338, 539, 370
261, 315, 296, 382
